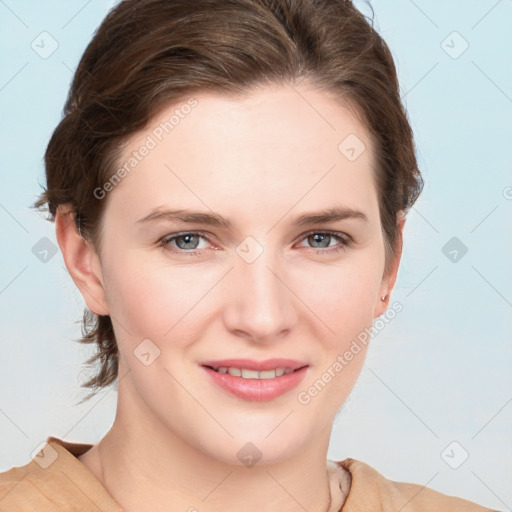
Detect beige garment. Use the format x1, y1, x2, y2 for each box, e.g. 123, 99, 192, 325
0, 436, 496, 511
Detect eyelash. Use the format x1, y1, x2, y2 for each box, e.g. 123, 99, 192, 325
158, 230, 352, 257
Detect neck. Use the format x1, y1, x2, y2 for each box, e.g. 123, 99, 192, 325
85, 369, 349, 512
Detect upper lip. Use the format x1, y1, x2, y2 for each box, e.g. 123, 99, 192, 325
201, 358, 308, 372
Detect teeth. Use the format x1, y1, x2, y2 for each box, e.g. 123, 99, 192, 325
241, 369, 259, 379
215, 367, 293, 379
227, 367, 242, 377
260, 369, 279, 378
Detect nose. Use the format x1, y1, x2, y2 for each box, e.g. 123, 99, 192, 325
222, 244, 298, 343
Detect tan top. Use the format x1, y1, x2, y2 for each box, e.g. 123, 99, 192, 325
0, 436, 495, 511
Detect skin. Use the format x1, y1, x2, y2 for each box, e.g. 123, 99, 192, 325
56, 81, 404, 512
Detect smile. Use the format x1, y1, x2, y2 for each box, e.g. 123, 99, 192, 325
206, 366, 295, 379
200, 358, 309, 401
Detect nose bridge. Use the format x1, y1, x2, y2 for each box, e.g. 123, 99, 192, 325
225, 236, 296, 340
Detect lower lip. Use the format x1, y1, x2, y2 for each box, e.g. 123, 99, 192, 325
201, 366, 308, 401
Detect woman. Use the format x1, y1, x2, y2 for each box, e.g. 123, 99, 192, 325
0, 0, 496, 510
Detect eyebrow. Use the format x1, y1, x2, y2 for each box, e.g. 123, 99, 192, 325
136, 207, 368, 228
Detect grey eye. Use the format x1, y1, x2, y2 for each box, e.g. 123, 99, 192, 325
307, 233, 333, 248
174, 234, 201, 250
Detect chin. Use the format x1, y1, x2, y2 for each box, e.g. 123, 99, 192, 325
191, 421, 313, 468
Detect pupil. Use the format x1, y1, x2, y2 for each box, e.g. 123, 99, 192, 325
311, 234, 329, 248
178, 235, 198, 250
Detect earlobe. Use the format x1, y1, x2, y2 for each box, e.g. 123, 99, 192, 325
55, 206, 109, 316
373, 212, 406, 319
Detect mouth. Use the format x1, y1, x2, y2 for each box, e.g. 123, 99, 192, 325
200, 359, 309, 401
201, 358, 308, 377
203, 365, 302, 379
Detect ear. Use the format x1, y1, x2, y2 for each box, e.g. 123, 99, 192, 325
55, 206, 109, 316
373, 211, 406, 319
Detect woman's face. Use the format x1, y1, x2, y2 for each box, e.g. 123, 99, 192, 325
88, 82, 400, 464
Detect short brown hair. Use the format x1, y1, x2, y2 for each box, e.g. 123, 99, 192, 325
34, 0, 423, 400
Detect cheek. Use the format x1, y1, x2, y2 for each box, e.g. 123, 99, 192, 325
289, 255, 383, 344
101, 252, 219, 345
292, 263, 380, 411
101, 254, 170, 337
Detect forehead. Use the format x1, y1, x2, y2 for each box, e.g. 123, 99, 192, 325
104, 83, 378, 226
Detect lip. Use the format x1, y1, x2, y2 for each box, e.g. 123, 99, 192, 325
200, 359, 309, 401
200, 358, 307, 372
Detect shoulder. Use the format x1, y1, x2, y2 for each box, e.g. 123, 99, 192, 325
0, 437, 121, 512
0, 452, 62, 511
337, 458, 497, 512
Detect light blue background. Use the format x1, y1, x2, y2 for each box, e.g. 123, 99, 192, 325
1, 1, 511, 509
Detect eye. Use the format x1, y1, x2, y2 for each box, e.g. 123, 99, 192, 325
159, 232, 211, 254
158, 230, 351, 257
296, 231, 351, 254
